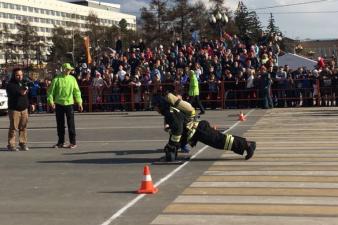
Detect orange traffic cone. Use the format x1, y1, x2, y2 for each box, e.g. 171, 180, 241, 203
239, 111, 246, 121
137, 165, 158, 194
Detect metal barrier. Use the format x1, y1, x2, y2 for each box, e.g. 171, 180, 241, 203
29, 79, 338, 113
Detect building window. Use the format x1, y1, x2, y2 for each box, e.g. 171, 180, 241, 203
22, 6, 27, 11
16, 4, 21, 10
34, 17, 39, 23
9, 24, 15, 29
9, 14, 15, 19
17, 15, 22, 20
56, 11, 60, 17
61, 12, 66, 17
3, 13, 8, 19
29, 7, 33, 12
51, 11, 55, 16
3, 3, 9, 8
40, 27, 45, 32
41, 9, 45, 14
34, 8, 39, 13
9, 4, 14, 10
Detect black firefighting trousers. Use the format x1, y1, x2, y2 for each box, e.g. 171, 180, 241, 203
189, 120, 248, 155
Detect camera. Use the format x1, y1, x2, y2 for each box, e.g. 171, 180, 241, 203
21, 77, 33, 90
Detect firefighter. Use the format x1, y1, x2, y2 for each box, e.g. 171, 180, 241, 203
152, 95, 256, 161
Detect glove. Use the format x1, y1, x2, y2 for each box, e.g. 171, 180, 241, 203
164, 124, 170, 133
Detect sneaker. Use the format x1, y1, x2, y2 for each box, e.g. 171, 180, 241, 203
53, 143, 66, 149
245, 141, 256, 160
67, 144, 77, 149
7, 145, 18, 151
19, 143, 29, 151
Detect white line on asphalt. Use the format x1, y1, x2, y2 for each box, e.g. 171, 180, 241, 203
191, 181, 338, 189
152, 214, 338, 225
204, 170, 338, 176
174, 195, 338, 205
100, 109, 255, 225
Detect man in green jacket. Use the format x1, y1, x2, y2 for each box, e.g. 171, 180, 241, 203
47, 63, 83, 149
188, 70, 205, 115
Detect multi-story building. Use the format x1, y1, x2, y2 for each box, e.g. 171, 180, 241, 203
299, 39, 338, 62
0, 0, 136, 64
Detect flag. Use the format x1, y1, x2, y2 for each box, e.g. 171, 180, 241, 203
83, 36, 92, 65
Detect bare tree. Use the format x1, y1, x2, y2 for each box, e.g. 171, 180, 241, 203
13, 19, 39, 67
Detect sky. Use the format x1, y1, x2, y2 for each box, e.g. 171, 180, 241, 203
105, 0, 338, 40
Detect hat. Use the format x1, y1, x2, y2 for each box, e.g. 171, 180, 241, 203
189, 70, 195, 77
62, 63, 74, 71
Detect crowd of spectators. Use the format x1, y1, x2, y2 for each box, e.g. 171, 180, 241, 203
1, 32, 338, 113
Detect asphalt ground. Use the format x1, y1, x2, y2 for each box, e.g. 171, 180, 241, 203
1, 107, 338, 225
0, 109, 257, 225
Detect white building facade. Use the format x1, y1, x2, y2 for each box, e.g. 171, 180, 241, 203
0, 0, 136, 64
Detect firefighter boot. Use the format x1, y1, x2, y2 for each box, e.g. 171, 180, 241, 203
164, 144, 178, 162
245, 141, 256, 160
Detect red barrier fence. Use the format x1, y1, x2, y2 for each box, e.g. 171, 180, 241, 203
30, 79, 338, 113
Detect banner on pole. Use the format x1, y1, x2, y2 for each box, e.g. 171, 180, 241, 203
83, 36, 92, 64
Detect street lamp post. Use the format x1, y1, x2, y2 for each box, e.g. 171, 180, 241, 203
209, 12, 228, 39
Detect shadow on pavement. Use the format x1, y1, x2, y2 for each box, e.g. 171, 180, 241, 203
97, 191, 137, 194
190, 157, 244, 162
37, 157, 159, 164
63, 149, 164, 155
37, 155, 243, 165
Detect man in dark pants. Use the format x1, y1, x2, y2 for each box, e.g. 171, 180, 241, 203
6, 68, 30, 151
152, 95, 255, 161
188, 70, 205, 115
47, 63, 83, 149
259, 66, 273, 109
